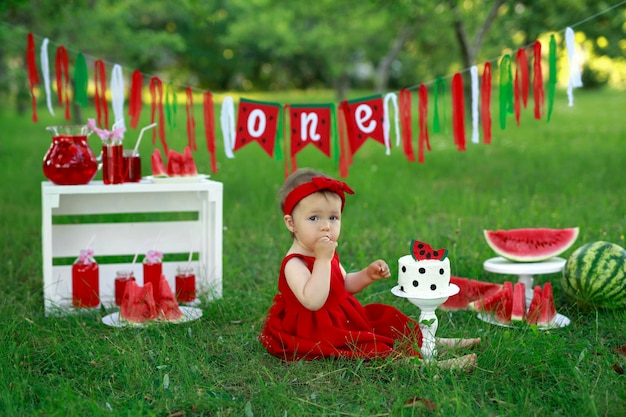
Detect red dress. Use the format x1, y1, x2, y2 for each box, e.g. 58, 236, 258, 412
259, 253, 422, 361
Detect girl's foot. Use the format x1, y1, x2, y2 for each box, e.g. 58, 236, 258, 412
437, 353, 477, 371
437, 337, 481, 350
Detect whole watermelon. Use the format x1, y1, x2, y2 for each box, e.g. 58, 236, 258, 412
562, 241, 626, 310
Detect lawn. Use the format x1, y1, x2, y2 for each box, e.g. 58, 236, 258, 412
0, 88, 624, 416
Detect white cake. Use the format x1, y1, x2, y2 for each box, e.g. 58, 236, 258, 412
397, 255, 451, 298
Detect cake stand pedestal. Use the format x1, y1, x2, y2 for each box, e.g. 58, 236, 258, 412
483, 257, 566, 302
391, 284, 460, 363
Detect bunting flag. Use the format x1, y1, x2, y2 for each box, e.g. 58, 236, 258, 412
342, 95, 385, 157
25, 33, 40, 122
286, 104, 333, 173
185, 87, 197, 151
432, 77, 446, 133
40, 38, 54, 116
451, 73, 466, 151
480, 62, 492, 144
55, 46, 71, 120
74, 52, 88, 108
470, 66, 480, 144
514, 47, 529, 126
149, 76, 167, 153
203, 92, 217, 173
499, 54, 512, 130
398, 89, 415, 161
234, 98, 281, 157
547, 34, 557, 122
128, 70, 143, 129
93, 59, 109, 128
533, 40, 544, 120
417, 83, 430, 163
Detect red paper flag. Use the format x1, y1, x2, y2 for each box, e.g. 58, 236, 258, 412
398, 89, 415, 162
342, 95, 385, 157
287, 104, 333, 173
533, 41, 544, 120
55, 46, 71, 121
128, 70, 143, 129
26, 33, 40, 122
480, 62, 492, 144
149, 76, 167, 153
234, 99, 281, 157
418, 84, 430, 163
185, 87, 197, 151
203, 92, 217, 174
451, 73, 466, 151
94, 59, 108, 128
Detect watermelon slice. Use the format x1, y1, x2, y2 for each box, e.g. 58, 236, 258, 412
120, 281, 159, 323
511, 282, 526, 321
156, 275, 184, 321
441, 277, 503, 310
484, 227, 579, 262
151, 149, 168, 177
181, 146, 198, 176
470, 281, 513, 324
410, 240, 448, 261
538, 283, 556, 326
527, 286, 543, 324
166, 149, 184, 176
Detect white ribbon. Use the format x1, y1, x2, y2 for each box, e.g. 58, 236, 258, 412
220, 96, 236, 158
565, 27, 583, 107
40, 38, 54, 116
110, 64, 126, 133
470, 65, 480, 144
383, 92, 399, 155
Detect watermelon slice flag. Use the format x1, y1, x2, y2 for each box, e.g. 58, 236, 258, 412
234, 98, 281, 157
342, 95, 386, 157
287, 104, 333, 174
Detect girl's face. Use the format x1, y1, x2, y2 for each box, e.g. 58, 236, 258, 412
285, 191, 342, 254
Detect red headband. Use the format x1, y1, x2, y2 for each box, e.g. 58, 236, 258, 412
283, 177, 355, 215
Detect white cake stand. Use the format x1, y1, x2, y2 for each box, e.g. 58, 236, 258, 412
391, 284, 460, 363
483, 257, 566, 302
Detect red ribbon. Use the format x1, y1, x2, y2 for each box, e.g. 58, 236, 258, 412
418, 83, 430, 163
149, 76, 167, 153
451, 73, 466, 151
283, 176, 354, 215
128, 70, 143, 129
533, 41, 544, 120
55, 46, 71, 120
94, 59, 108, 128
203, 92, 217, 174
480, 62, 492, 144
338, 101, 350, 178
26, 33, 40, 122
398, 89, 415, 162
514, 48, 529, 126
185, 87, 197, 151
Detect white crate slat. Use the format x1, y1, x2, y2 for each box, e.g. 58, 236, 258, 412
41, 180, 223, 315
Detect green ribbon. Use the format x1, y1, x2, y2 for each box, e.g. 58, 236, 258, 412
274, 105, 283, 161
165, 82, 177, 129
432, 77, 446, 133
331, 104, 339, 164
547, 34, 557, 122
499, 54, 513, 130
73, 53, 88, 108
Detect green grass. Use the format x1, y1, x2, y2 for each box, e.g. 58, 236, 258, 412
0, 88, 625, 416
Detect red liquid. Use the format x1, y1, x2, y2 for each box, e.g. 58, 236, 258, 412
114, 276, 136, 306
143, 262, 162, 295
175, 273, 196, 303
43, 135, 98, 185
72, 262, 100, 308
123, 153, 142, 182
102, 143, 124, 184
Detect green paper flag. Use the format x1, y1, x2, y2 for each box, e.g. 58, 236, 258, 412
74, 53, 88, 108
547, 34, 557, 122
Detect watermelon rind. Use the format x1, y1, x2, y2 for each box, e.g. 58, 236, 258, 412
484, 227, 579, 263
562, 241, 626, 310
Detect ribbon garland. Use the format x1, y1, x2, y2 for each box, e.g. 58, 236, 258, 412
110, 64, 125, 132
55, 46, 71, 120
398, 89, 415, 161
220, 96, 236, 159
26, 33, 40, 122
533, 40, 544, 120
451, 72, 466, 151
498, 54, 512, 130
337, 101, 350, 178
514, 47, 529, 126
417, 83, 430, 163
470, 65, 480, 144
382, 92, 400, 155
93, 59, 109, 128
202, 91, 217, 173
74, 52, 88, 108
565, 27, 583, 106
128, 70, 143, 129
149, 76, 167, 153
40, 38, 55, 116
185, 87, 197, 151
547, 34, 557, 122
480, 62, 492, 144
165, 82, 177, 129
432, 77, 446, 133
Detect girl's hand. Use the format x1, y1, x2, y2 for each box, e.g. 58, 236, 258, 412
367, 260, 391, 281
314, 236, 337, 262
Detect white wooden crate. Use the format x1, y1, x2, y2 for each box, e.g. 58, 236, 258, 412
41, 180, 223, 315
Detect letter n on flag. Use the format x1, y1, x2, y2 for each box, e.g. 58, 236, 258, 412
343, 95, 385, 156
288, 104, 332, 172
234, 98, 281, 157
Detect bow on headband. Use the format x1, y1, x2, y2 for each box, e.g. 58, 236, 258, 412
283, 176, 355, 215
